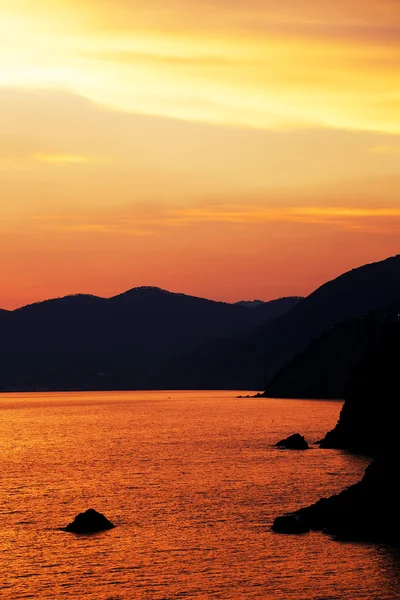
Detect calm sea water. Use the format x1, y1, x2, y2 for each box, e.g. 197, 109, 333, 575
0, 391, 399, 600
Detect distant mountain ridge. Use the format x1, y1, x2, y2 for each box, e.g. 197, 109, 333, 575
5, 287, 298, 313
235, 300, 266, 308
0, 287, 301, 391
2, 255, 400, 393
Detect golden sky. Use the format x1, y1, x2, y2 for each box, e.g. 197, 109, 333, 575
1, 0, 399, 308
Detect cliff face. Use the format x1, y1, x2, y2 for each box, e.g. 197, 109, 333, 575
320, 322, 400, 453
273, 322, 400, 543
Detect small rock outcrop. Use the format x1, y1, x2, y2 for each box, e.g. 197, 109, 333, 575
64, 509, 115, 534
274, 433, 309, 450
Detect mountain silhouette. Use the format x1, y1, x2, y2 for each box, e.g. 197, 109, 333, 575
177, 255, 400, 390
263, 299, 400, 399
2, 255, 400, 392
0, 288, 300, 391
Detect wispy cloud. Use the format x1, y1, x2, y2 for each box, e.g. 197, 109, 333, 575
86, 50, 240, 67
1, 1, 399, 133
368, 145, 400, 155
25, 203, 400, 236
33, 153, 110, 165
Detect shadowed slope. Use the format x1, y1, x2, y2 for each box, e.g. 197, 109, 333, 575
179, 255, 400, 390
264, 299, 400, 399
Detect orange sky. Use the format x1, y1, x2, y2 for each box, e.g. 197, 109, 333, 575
1, 0, 399, 308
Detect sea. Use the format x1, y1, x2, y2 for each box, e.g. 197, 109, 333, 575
1, 390, 399, 600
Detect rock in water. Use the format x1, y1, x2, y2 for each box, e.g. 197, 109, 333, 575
274, 433, 309, 450
64, 509, 115, 534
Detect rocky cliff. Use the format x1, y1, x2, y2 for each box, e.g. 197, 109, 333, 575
273, 321, 400, 543
320, 322, 400, 453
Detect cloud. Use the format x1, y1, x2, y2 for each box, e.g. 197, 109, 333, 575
1, 2, 399, 134
368, 145, 400, 155
86, 50, 239, 67
74, 0, 400, 39
1, 87, 399, 224
33, 153, 110, 165
23, 202, 400, 240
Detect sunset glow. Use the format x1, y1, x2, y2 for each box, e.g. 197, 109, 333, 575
1, 0, 399, 308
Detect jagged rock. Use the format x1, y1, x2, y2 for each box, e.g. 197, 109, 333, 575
64, 509, 115, 534
272, 453, 400, 543
274, 433, 309, 450
272, 514, 310, 534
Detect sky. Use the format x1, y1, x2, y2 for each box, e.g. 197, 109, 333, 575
1, 0, 399, 309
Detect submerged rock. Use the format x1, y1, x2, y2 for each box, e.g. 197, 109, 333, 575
64, 509, 115, 534
274, 433, 309, 450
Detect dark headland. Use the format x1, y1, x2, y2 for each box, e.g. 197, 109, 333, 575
273, 322, 400, 543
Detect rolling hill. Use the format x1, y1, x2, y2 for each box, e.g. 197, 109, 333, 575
0, 288, 300, 391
